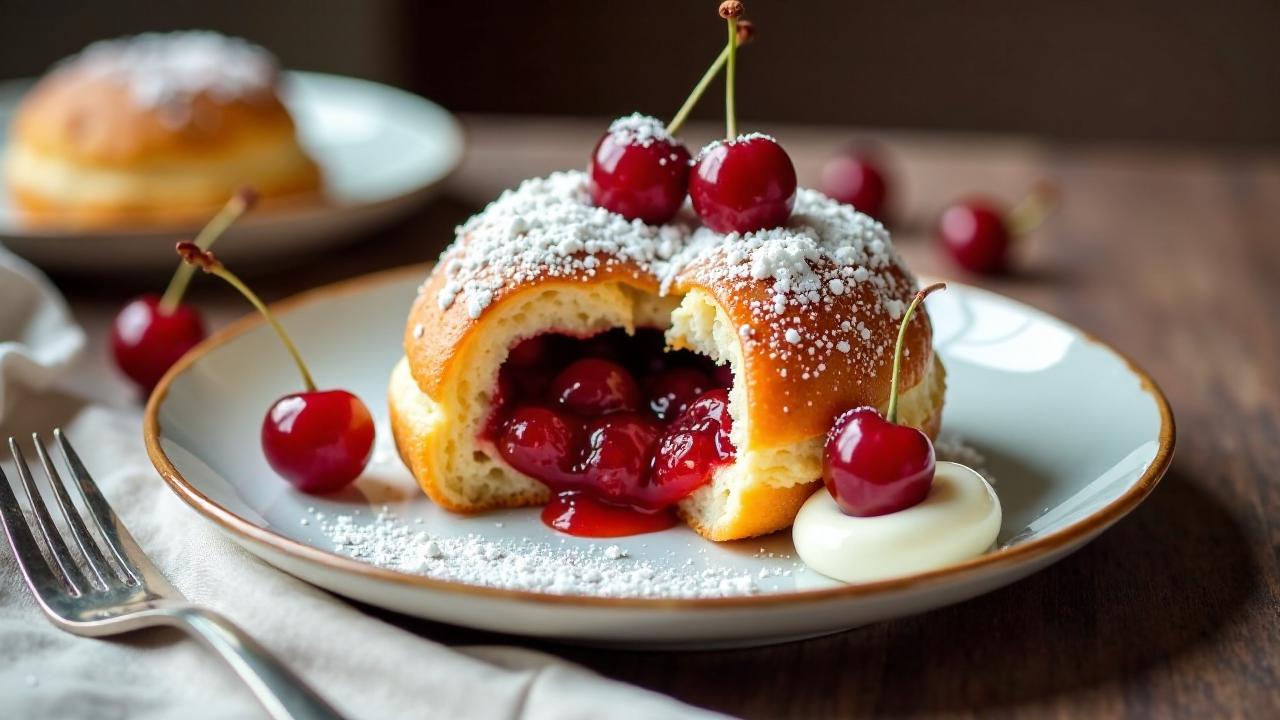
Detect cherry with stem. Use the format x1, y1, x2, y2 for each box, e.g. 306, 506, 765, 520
689, 1, 797, 234
588, 18, 754, 224
823, 283, 947, 517
938, 182, 1058, 274
110, 189, 256, 392
176, 242, 375, 493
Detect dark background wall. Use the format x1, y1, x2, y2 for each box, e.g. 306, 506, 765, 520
3, 0, 1277, 146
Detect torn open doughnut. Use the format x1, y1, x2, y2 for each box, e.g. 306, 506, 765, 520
389, 170, 944, 541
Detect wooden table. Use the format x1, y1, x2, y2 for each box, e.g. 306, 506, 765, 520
58, 117, 1280, 718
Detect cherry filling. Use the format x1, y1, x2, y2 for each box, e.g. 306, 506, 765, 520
485, 329, 736, 536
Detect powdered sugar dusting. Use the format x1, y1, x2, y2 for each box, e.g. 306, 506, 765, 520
62, 31, 277, 122
606, 113, 679, 149
317, 507, 772, 598
694, 132, 779, 162
429, 170, 916, 382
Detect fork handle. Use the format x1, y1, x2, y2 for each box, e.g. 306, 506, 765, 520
163, 606, 345, 720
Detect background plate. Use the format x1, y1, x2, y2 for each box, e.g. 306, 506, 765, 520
0, 72, 463, 273
145, 267, 1173, 648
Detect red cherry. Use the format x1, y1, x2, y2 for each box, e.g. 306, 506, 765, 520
550, 358, 641, 416
507, 335, 552, 368
821, 282, 946, 516
690, 135, 797, 233
110, 294, 206, 392
497, 406, 580, 485
578, 413, 663, 501
938, 201, 1011, 274
710, 364, 734, 389
588, 115, 691, 225
647, 388, 736, 508
821, 151, 888, 222
645, 367, 711, 421
261, 390, 375, 493
822, 407, 935, 516
175, 241, 376, 495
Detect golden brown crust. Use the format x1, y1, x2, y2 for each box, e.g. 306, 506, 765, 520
680, 266, 929, 449
4, 48, 321, 228
405, 235, 932, 455
679, 481, 819, 542
406, 250, 661, 400
7, 168, 321, 229
11, 68, 297, 166
395, 175, 940, 541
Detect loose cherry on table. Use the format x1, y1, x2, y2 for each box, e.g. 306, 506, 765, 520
821, 150, 889, 222
823, 283, 946, 516
110, 296, 205, 392
689, 3, 798, 234
110, 189, 256, 392
175, 242, 374, 493
937, 183, 1058, 274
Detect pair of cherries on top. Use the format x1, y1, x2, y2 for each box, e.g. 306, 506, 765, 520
587, 2, 796, 235
588, 118, 796, 234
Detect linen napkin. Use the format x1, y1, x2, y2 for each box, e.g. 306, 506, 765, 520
0, 252, 721, 720
0, 247, 84, 421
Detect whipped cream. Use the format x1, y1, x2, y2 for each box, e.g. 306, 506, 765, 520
793, 461, 1001, 583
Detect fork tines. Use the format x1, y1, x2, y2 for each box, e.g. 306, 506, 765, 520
0, 430, 142, 598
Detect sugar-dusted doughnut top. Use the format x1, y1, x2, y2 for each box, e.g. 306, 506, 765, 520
12, 31, 296, 164
408, 170, 933, 447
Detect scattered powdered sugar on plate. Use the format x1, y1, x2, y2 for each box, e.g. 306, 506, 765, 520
935, 433, 998, 485
317, 507, 766, 598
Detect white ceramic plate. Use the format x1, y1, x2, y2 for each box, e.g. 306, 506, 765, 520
144, 266, 1173, 648
0, 73, 463, 273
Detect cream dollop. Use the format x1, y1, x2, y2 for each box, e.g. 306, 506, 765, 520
793, 461, 1001, 583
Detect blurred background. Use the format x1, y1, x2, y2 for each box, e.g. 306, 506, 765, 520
4, 0, 1278, 147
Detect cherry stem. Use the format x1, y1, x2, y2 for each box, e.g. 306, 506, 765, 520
158, 188, 258, 315
668, 46, 731, 136
1007, 181, 1059, 237
886, 282, 946, 424
725, 15, 738, 139
175, 243, 317, 393
667, 21, 752, 136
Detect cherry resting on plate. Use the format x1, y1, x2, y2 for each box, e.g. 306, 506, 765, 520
821, 150, 888, 222
689, 3, 797, 234
175, 242, 374, 493
586, 17, 755, 224
490, 329, 735, 537
111, 189, 256, 392
938, 183, 1057, 274
823, 283, 946, 516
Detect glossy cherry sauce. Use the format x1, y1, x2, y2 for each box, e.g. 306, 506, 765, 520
486, 329, 736, 537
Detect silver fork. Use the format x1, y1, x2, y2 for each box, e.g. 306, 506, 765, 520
0, 430, 344, 720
